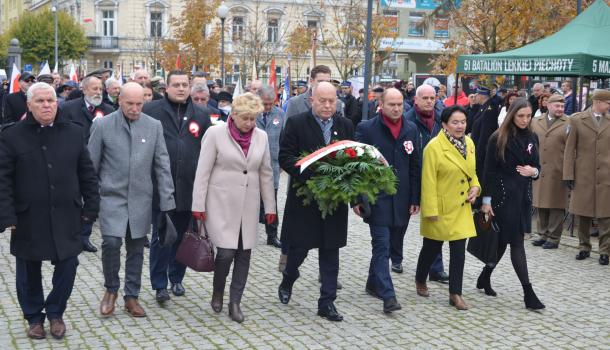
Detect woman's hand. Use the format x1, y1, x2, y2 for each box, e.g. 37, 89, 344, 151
481, 204, 494, 217
516, 165, 538, 177
427, 216, 439, 222
467, 186, 480, 204
409, 205, 420, 215
192, 211, 206, 221
352, 204, 363, 217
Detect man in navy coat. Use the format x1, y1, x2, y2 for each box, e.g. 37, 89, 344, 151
355, 88, 421, 313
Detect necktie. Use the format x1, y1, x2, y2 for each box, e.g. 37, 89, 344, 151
88, 105, 94, 114
262, 112, 268, 126
596, 115, 602, 124
322, 120, 331, 145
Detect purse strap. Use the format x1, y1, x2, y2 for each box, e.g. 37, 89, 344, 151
190, 218, 209, 239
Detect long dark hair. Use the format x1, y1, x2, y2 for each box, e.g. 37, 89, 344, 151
495, 97, 532, 161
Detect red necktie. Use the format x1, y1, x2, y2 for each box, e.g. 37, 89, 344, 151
88, 106, 94, 114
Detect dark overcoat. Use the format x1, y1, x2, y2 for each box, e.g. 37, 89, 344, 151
59, 97, 115, 141
355, 114, 421, 227
143, 96, 211, 211
279, 111, 354, 249
471, 99, 500, 179
2, 91, 27, 124
482, 130, 540, 244
0, 113, 99, 261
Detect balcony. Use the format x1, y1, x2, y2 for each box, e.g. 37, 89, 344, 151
88, 36, 120, 52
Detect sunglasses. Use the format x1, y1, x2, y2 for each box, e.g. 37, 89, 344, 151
24, 78, 36, 83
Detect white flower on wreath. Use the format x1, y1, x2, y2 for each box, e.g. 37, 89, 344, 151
355, 146, 365, 157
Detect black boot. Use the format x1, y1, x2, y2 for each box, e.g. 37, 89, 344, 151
476, 266, 497, 296
522, 283, 545, 310
267, 235, 282, 248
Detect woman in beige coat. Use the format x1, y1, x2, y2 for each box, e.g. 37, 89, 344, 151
192, 93, 276, 323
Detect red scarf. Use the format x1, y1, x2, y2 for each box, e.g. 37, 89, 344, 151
415, 105, 435, 133
381, 111, 402, 140
228, 117, 253, 156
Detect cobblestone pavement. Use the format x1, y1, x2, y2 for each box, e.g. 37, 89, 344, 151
1, 174, 609, 349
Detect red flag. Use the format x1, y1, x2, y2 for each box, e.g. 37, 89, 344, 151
269, 58, 277, 102
175, 54, 181, 69
69, 64, 79, 83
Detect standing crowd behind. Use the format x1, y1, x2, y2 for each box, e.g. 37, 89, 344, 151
0, 66, 609, 340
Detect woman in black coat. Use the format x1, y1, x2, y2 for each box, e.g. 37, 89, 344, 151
478, 98, 545, 310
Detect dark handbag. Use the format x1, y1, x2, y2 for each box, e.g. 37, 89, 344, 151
467, 210, 500, 267
175, 219, 215, 272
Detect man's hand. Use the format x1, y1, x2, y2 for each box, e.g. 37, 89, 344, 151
352, 204, 363, 217
467, 186, 480, 204
516, 165, 537, 177
192, 211, 206, 221
409, 205, 420, 215
265, 214, 277, 225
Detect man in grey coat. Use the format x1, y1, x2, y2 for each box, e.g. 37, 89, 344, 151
88, 83, 176, 318
285, 65, 344, 120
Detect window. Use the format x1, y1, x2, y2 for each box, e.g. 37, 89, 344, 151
150, 12, 163, 37
434, 17, 449, 38
267, 18, 279, 43
232, 16, 244, 41
103, 61, 113, 69
102, 10, 115, 37
408, 12, 424, 37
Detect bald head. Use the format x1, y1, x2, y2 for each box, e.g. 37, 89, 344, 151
311, 82, 337, 120
415, 84, 436, 112
381, 88, 404, 121
120, 82, 145, 120
134, 69, 151, 85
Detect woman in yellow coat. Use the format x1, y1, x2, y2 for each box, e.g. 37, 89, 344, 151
414, 105, 480, 310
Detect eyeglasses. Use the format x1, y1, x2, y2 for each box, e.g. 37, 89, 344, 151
24, 78, 36, 83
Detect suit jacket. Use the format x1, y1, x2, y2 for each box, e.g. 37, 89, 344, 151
471, 99, 500, 179
256, 106, 285, 189
285, 89, 344, 119
0, 113, 99, 261
191, 125, 276, 250
563, 109, 610, 218
356, 114, 421, 227
88, 110, 175, 238
531, 114, 569, 209
2, 91, 27, 125
279, 111, 354, 249
59, 97, 115, 142
143, 97, 211, 211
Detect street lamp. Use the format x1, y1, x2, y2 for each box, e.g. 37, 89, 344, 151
51, 2, 58, 70
216, 1, 229, 86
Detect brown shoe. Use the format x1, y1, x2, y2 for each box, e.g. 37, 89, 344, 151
449, 294, 469, 310
228, 302, 244, 323
27, 323, 46, 339
100, 291, 118, 316
278, 254, 288, 273
416, 281, 429, 297
124, 297, 146, 317
49, 318, 66, 339
211, 291, 223, 313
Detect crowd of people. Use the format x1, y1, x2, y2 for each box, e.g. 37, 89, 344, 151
0, 64, 609, 340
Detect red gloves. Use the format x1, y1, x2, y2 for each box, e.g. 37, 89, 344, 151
265, 214, 277, 225
192, 211, 206, 221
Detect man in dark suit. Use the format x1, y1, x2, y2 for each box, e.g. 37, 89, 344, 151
354, 88, 421, 314
59, 75, 114, 253
0, 83, 99, 339
2, 72, 36, 125
339, 81, 359, 127
143, 70, 211, 302
277, 82, 354, 322
471, 86, 500, 180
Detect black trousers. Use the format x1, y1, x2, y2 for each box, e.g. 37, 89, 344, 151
16, 255, 79, 325
415, 238, 466, 295
283, 246, 339, 309
213, 232, 252, 304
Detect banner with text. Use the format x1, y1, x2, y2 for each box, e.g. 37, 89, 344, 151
457, 55, 610, 77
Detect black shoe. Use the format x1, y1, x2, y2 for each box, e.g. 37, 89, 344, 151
542, 242, 558, 249
82, 239, 98, 253
156, 289, 170, 303
278, 281, 292, 304
266, 236, 282, 248
429, 271, 449, 284
575, 251, 590, 260
365, 282, 382, 300
383, 297, 401, 314
144, 236, 150, 248
317, 303, 343, 322
531, 239, 546, 246
600, 254, 609, 265
171, 282, 185, 296
476, 267, 497, 297
523, 283, 545, 310
391, 263, 403, 273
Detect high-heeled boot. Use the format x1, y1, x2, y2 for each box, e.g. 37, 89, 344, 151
476, 266, 497, 296
522, 283, 545, 310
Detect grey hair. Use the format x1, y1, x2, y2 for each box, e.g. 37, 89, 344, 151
415, 84, 435, 97
26, 82, 57, 101
191, 83, 209, 94
257, 85, 276, 99
533, 82, 544, 90
105, 77, 119, 89
81, 75, 100, 89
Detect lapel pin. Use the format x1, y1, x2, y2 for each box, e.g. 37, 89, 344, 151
333, 131, 338, 135
142, 139, 146, 143
183, 117, 187, 120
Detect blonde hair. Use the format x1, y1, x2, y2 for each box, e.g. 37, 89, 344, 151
232, 92, 264, 117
